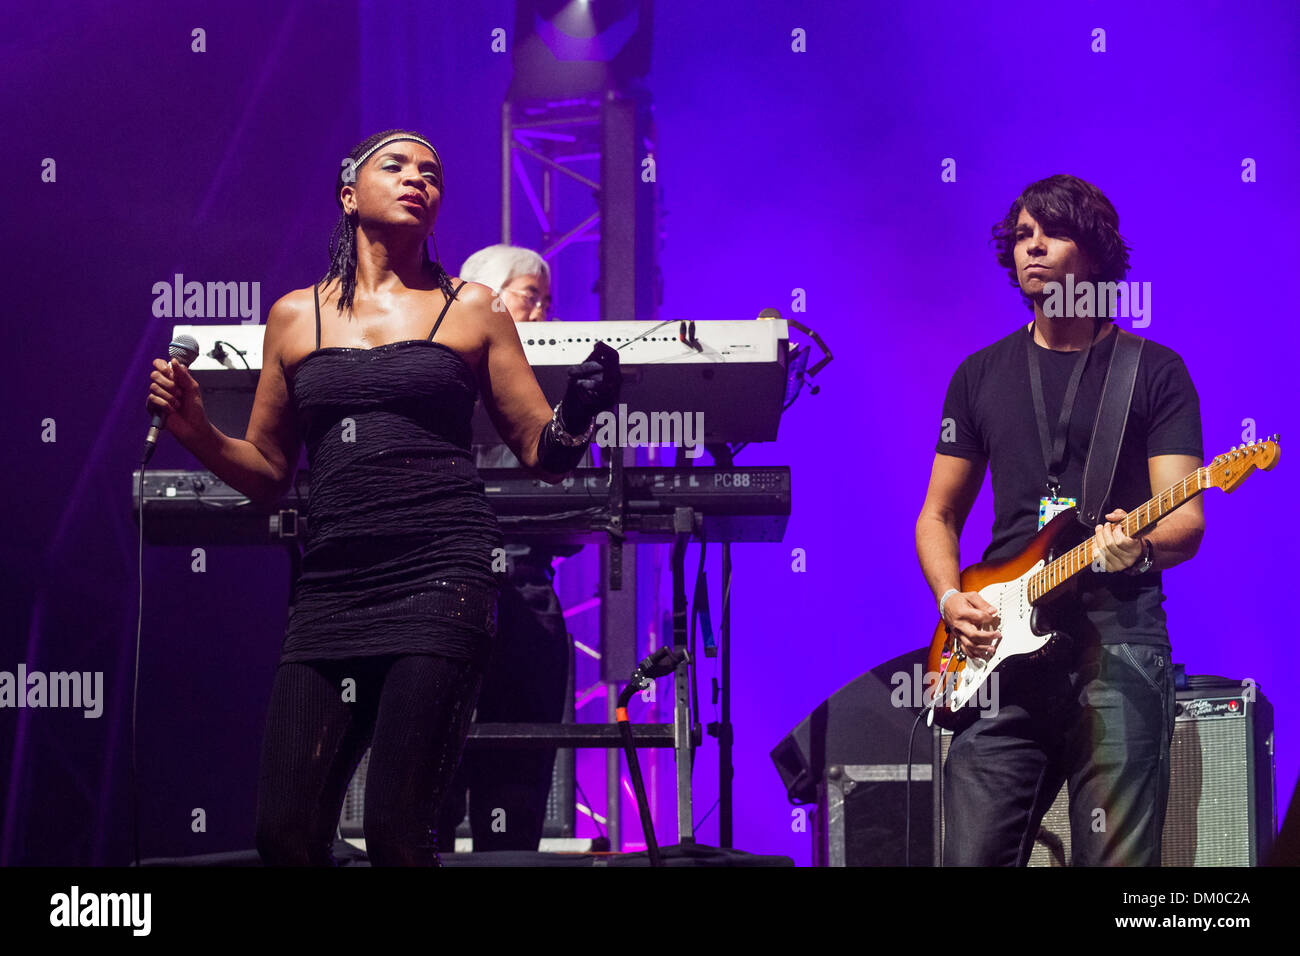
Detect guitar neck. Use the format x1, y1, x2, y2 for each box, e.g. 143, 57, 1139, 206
1028, 467, 1209, 603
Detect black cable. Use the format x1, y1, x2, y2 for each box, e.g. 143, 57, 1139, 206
612, 319, 675, 352
718, 555, 731, 656
688, 539, 704, 727
784, 319, 834, 376
190, 490, 254, 510
693, 797, 721, 833
935, 720, 943, 866
211, 339, 251, 368
573, 775, 606, 841
904, 708, 927, 867
496, 506, 608, 526
131, 462, 147, 867
210, 339, 256, 388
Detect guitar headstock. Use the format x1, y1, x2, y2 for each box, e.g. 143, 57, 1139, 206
1208, 435, 1281, 493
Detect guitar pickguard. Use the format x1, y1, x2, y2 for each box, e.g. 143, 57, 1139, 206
947, 561, 1054, 714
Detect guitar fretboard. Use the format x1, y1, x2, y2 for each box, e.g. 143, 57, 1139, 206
1027, 467, 1208, 603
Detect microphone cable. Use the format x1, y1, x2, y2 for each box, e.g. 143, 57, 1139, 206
131, 336, 199, 866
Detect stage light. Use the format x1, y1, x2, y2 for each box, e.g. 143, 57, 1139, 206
508, 0, 653, 100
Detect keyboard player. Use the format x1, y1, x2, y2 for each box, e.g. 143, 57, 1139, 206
435, 244, 591, 852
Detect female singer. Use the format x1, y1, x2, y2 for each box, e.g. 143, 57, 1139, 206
145, 128, 620, 865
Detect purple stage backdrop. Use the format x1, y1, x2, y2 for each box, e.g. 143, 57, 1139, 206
1, 0, 1295, 866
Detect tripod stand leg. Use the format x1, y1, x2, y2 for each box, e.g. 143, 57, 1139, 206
673, 654, 693, 843
671, 528, 694, 843
618, 718, 661, 865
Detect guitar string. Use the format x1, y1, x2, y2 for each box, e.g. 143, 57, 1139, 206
1028, 465, 1211, 603
1027, 439, 1271, 602
1033, 464, 1208, 600
952, 443, 1270, 709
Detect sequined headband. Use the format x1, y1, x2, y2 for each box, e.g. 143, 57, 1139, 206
346, 135, 443, 193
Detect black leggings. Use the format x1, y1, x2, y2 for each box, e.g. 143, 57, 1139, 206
254, 653, 484, 866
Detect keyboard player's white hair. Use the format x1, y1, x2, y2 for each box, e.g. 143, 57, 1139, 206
458, 244, 551, 293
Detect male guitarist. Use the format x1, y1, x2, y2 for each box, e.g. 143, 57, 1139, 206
915, 174, 1204, 866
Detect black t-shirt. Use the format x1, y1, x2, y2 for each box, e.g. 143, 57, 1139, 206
935, 322, 1202, 646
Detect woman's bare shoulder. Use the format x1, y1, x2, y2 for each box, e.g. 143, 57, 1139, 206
448, 278, 496, 310
277, 277, 338, 314
263, 280, 335, 364
446, 279, 511, 344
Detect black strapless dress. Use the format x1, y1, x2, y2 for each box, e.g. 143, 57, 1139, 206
280, 336, 504, 664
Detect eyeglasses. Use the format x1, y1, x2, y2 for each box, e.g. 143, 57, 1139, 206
502, 287, 550, 316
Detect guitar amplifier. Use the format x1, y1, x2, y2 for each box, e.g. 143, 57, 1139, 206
933, 677, 1276, 866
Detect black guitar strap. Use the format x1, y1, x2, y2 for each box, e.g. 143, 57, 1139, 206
1078, 327, 1145, 527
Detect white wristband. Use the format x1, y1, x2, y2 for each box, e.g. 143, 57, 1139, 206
938, 588, 960, 622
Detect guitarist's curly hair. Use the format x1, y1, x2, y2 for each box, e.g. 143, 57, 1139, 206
991, 174, 1132, 314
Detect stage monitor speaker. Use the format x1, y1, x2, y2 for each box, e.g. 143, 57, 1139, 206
770, 646, 935, 865
933, 678, 1276, 866
771, 646, 932, 805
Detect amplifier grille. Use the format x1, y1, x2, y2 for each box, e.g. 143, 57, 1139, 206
1162, 717, 1251, 866
935, 692, 1271, 866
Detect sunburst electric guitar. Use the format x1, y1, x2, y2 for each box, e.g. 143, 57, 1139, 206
926, 437, 1280, 730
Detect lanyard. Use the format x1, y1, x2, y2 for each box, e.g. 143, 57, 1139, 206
1025, 317, 1101, 497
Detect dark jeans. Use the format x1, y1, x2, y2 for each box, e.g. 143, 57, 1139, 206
942, 634, 1176, 866
436, 560, 570, 852
255, 652, 487, 866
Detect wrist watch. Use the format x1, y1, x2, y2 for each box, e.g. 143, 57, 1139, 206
1125, 538, 1154, 576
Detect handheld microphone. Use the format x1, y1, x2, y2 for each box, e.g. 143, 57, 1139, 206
142, 334, 200, 464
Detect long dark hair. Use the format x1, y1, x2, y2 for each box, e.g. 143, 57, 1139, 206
319, 128, 456, 313
991, 174, 1132, 313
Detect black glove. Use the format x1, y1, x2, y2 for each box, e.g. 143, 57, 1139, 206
557, 341, 622, 434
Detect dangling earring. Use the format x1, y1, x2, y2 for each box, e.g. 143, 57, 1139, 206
427, 233, 452, 295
